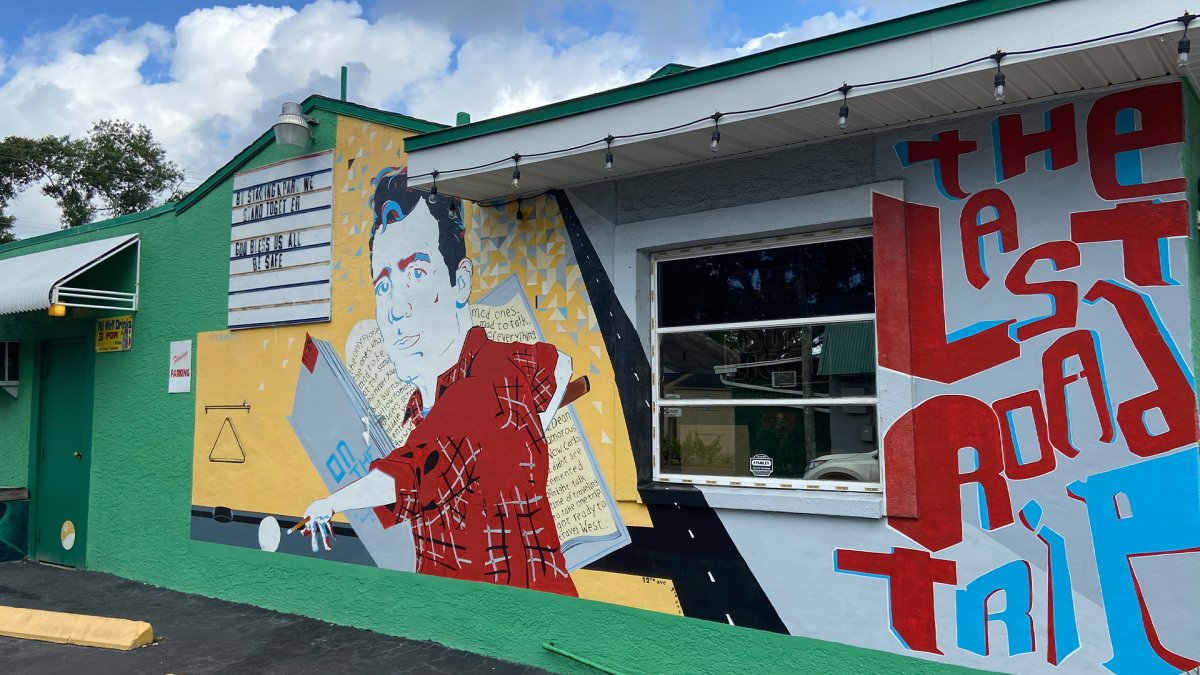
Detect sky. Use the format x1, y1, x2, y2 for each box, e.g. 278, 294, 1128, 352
0, 0, 957, 239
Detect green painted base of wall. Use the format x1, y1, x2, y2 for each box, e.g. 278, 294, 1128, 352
0, 111, 991, 675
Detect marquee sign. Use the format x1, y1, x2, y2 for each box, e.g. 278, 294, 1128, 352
228, 151, 333, 329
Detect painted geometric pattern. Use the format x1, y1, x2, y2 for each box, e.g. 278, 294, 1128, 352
470, 195, 631, 492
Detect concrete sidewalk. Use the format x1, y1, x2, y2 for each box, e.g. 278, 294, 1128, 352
0, 560, 548, 674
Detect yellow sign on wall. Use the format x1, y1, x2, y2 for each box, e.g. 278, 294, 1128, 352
95, 315, 133, 352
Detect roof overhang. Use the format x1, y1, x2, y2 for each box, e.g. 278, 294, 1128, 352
405, 0, 1193, 202
0, 234, 141, 315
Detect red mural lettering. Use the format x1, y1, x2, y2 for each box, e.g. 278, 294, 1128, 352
1083, 281, 1199, 456
961, 189, 1020, 290
1004, 241, 1081, 341
1070, 200, 1189, 287
1042, 330, 1114, 458
873, 193, 1020, 384
1086, 82, 1186, 200
994, 103, 1078, 181
994, 390, 1056, 480
834, 547, 958, 655
901, 130, 977, 200
885, 395, 1013, 552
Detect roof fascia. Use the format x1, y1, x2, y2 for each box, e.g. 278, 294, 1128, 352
404, 0, 1055, 152
0, 204, 172, 257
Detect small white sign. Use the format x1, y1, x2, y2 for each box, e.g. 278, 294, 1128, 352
169, 340, 192, 393
750, 453, 774, 477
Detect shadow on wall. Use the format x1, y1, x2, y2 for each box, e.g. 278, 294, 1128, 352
0, 500, 29, 561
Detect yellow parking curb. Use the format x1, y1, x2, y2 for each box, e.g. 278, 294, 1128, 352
0, 605, 153, 650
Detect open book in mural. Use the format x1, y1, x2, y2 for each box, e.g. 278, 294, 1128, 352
193, 162, 628, 598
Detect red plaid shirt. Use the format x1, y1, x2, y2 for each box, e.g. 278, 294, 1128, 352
370, 326, 577, 596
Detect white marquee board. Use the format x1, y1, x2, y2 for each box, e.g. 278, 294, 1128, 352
228, 151, 334, 329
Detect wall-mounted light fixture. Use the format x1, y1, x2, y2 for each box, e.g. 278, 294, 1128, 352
47, 304, 67, 318
273, 102, 319, 149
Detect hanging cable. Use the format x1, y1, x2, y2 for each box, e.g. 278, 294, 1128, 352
837, 83, 852, 129
394, 13, 1187, 190
991, 50, 1007, 103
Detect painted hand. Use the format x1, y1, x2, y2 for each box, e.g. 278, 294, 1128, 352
299, 498, 337, 553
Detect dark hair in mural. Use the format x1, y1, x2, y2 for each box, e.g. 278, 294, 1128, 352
369, 168, 466, 287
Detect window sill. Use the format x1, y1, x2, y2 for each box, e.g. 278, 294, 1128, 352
640, 481, 883, 519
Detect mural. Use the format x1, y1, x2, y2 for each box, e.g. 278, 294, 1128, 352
190, 82, 1199, 673
192, 118, 685, 612
831, 81, 1198, 673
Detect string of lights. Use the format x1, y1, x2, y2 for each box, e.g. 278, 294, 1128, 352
410, 12, 1195, 195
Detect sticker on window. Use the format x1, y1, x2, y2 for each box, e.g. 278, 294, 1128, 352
750, 453, 774, 477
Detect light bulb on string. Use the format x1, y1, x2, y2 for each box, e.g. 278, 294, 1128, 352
428, 170, 439, 204
837, 83, 852, 129
604, 135, 614, 173
1179, 13, 1194, 69
511, 154, 521, 190
992, 50, 1007, 103
709, 112, 722, 153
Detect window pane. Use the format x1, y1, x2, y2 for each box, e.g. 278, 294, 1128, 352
657, 237, 874, 328
659, 322, 876, 400
658, 404, 879, 482
2, 343, 15, 382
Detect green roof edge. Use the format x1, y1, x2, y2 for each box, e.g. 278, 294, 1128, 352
175, 95, 447, 215
404, 0, 1054, 152
0, 95, 447, 254
0, 203, 174, 257
647, 63, 694, 80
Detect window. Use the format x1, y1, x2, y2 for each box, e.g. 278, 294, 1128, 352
651, 229, 880, 492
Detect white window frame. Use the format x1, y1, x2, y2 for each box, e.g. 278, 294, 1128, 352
650, 226, 881, 494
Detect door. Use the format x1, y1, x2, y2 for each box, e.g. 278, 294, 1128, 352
33, 337, 94, 567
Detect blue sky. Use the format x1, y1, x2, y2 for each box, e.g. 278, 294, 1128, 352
0, 0, 954, 237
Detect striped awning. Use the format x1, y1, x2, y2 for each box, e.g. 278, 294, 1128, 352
0, 234, 140, 315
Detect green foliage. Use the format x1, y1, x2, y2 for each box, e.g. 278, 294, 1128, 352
0, 214, 14, 245
661, 430, 724, 468
0, 120, 184, 230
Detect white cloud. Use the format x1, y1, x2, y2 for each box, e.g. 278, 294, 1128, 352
1, 0, 956, 239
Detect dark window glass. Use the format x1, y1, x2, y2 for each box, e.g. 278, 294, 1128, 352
659, 322, 876, 400
2, 342, 16, 382
657, 237, 874, 328
658, 404, 878, 481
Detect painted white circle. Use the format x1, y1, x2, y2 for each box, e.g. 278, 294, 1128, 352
60, 521, 76, 551
258, 516, 281, 552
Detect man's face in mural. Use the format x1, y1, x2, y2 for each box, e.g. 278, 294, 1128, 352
371, 201, 471, 388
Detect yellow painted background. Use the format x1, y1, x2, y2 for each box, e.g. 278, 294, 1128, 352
192, 114, 664, 609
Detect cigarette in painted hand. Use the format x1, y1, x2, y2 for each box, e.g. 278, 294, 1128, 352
288, 517, 309, 534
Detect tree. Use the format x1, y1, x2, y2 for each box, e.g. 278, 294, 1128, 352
0, 120, 184, 230
0, 214, 15, 245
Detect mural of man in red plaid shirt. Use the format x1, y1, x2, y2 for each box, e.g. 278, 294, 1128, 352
302, 168, 578, 596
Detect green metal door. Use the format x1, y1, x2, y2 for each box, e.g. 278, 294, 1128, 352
33, 337, 94, 567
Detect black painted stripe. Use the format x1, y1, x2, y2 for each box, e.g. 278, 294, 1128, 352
229, 241, 330, 261
232, 204, 331, 227
234, 167, 332, 195
228, 279, 330, 296
554, 190, 788, 634
229, 315, 331, 330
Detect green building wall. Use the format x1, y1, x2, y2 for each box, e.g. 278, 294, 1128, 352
0, 105, 984, 675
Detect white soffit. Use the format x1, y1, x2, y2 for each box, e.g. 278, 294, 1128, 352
408, 0, 1192, 202
0, 234, 140, 315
